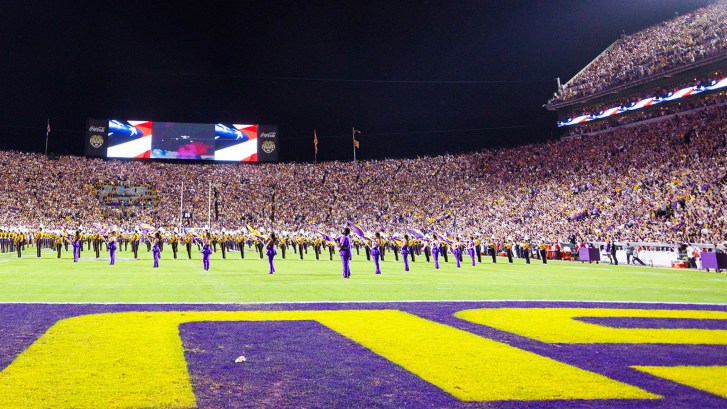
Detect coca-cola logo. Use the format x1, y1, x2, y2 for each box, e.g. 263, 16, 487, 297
260, 132, 276, 138
89, 126, 106, 132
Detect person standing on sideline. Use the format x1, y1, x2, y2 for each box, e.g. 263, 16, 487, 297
626, 242, 635, 265
522, 239, 530, 264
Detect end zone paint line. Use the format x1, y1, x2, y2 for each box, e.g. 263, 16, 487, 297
0, 299, 726, 305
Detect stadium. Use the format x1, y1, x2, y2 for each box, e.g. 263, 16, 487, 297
0, 1, 726, 408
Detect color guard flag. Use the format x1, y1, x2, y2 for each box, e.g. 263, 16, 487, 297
347, 221, 370, 240
246, 224, 266, 241
46, 119, 51, 135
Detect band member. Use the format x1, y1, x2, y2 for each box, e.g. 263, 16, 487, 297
257, 237, 264, 259
539, 241, 548, 264
401, 234, 411, 271
201, 233, 212, 271
486, 239, 495, 263
298, 236, 305, 260
131, 230, 140, 259
505, 241, 514, 263
279, 236, 287, 259
55, 234, 63, 258
185, 233, 193, 259
15, 231, 24, 258
237, 233, 246, 259
266, 233, 278, 274
170, 229, 179, 259
319, 227, 352, 278
107, 231, 117, 265
328, 240, 335, 261
93, 231, 101, 259
431, 238, 440, 269
522, 240, 531, 264
35, 228, 43, 258
370, 232, 382, 274
468, 236, 477, 266
152, 232, 162, 268
476, 237, 482, 263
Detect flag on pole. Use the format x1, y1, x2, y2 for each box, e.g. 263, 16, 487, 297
353, 128, 361, 149
314, 129, 318, 156
46, 119, 51, 135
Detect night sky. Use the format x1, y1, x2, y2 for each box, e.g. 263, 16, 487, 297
0, 0, 712, 161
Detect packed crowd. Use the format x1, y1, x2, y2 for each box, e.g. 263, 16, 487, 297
0, 104, 724, 247
549, 1, 727, 104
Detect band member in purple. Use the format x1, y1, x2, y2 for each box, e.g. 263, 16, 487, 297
339, 228, 351, 278
431, 238, 440, 269
201, 233, 212, 271
370, 232, 382, 274
266, 233, 277, 274
467, 236, 476, 266
317, 227, 352, 278
401, 234, 411, 271
152, 232, 162, 268
107, 231, 117, 266
72, 230, 81, 263
452, 237, 462, 268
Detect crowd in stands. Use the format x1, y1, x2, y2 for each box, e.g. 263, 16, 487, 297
0, 104, 724, 247
549, 1, 727, 104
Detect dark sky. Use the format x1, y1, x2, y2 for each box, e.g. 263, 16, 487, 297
0, 0, 712, 161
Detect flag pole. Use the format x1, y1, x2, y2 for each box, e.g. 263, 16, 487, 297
44, 118, 50, 156
179, 181, 184, 230
352, 127, 356, 163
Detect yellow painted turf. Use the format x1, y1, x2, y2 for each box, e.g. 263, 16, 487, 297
631, 365, 727, 398
455, 308, 727, 344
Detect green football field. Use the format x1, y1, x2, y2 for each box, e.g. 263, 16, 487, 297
0, 248, 725, 304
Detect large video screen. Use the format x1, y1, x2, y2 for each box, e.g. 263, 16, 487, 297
97, 120, 278, 162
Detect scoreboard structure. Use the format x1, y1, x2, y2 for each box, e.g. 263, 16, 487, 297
85, 119, 278, 163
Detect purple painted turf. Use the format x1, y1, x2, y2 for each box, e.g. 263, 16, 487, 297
577, 317, 727, 330
0, 302, 725, 408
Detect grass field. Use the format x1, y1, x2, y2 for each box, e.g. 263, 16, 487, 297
0, 248, 725, 303
1, 248, 726, 408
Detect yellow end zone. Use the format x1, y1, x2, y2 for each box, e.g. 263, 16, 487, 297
454, 308, 727, 344
0, 310, 658, 409
631, 365, 727, 398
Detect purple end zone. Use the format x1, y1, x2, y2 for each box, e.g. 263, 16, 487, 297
181, 321, 457, 409
0, 301, 725, 409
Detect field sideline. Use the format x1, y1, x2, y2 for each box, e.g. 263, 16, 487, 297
0, 249, 725, 304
